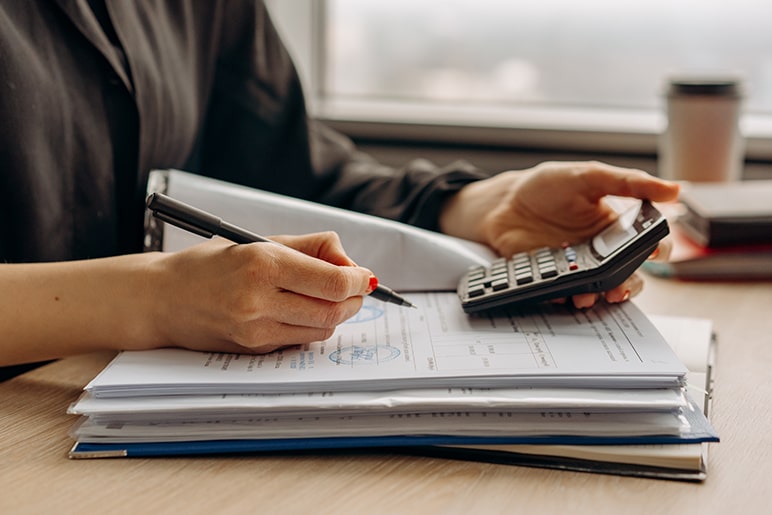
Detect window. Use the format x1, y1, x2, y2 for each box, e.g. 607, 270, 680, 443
269, 0, 772, 158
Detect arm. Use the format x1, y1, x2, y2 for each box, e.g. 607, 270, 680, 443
0, 233, 374, 367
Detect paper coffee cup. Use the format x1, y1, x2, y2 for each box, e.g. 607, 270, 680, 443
658, 78, 744, 183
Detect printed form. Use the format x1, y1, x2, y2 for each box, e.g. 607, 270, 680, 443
86, 293, 687, 397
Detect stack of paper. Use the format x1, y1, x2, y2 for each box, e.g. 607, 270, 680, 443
71, 170, 717, 480
67, 293, 717, 480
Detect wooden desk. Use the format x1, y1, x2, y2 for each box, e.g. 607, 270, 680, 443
2, 276, 770, 514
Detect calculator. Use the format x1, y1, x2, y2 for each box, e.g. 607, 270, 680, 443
458, 200, 669, 313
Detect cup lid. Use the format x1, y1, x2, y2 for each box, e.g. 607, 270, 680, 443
667, 78, 742, 97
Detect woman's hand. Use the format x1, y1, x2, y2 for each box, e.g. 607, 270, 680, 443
440, 161, 680, 308
0, 231, 375, 366
146, 232, 375, 354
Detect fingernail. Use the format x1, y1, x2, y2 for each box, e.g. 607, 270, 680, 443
622, 290, 631, 302
366, 276, 379, 294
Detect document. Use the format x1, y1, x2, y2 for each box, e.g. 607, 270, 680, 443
69, 386, 687, 422
85, 293, 687, 397
71, 408, 692, 443
68, 314, 719, 475
429, 314, 717, 479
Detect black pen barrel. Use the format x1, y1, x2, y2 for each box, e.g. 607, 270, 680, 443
217, 221, 272, 245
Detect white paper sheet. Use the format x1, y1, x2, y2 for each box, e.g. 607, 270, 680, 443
85, 294, 687, 397
69, 386, 687, 423
71, 409, 689, 443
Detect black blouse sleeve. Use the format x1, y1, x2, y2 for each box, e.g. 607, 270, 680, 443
193, 1, 489, 232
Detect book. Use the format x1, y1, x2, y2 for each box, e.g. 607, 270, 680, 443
642, 221, 772, 280
677, 180, 772, 248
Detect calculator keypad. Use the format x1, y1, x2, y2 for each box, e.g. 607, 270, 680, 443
462, 245, 584, 300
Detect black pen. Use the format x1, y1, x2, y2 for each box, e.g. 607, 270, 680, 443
146, 192, 416, 308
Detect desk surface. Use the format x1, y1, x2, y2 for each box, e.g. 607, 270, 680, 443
2, 275, 771, 515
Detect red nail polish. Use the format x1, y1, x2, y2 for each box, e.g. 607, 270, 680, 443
367, 276, 379, 294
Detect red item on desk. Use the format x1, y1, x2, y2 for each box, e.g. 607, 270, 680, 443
642, 222, 772, 280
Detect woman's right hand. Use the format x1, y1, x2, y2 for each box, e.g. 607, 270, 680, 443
0, 231, 373, 366
143, 232, 375, 354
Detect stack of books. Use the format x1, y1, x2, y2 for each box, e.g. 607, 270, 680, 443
65, 171, 719, 481
644, 180, 772, 280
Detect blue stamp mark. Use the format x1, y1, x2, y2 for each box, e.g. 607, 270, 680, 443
329, 345, 401, 365
344, 304, 384, 324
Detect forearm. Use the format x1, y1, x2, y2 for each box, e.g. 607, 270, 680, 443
0, 253, 163, 366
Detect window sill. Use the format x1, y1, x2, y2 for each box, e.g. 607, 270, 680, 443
315, 97, 772, 160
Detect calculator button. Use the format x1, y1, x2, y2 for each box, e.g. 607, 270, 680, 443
468, 278, 486, 289
467, 285, 485, 298
515, 273, 534, 285
540, 267, 558, 279
491, 278, 510, 291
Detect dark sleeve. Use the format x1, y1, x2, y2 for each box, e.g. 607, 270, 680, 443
194, 1, 489, 232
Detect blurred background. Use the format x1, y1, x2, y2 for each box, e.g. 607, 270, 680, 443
267, 0, 772, 177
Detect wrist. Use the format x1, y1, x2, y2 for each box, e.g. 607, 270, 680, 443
439, 171, 515, 242
115, 251, 172, 351
408, 167, 488, 233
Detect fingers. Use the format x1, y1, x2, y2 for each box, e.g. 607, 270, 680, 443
180, 314, 357, 355
228, 296, 365, 353
265, 242, 374, 301
272, 231, 356, 266
258, 289, 365, 329
605, 272, 645, 303
570, 272, 645, 308
571, 292, 601, 309
648, 237, 673, 262
578, 163, 680, 203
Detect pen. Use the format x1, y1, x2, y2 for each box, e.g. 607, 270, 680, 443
146, 192, 416, 308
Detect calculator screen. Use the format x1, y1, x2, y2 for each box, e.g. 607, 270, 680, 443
591, 202, 643, 259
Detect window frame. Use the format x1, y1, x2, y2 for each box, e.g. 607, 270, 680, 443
267, 0, 772, 160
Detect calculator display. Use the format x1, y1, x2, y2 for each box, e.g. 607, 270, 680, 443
591, 202, 648, 260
